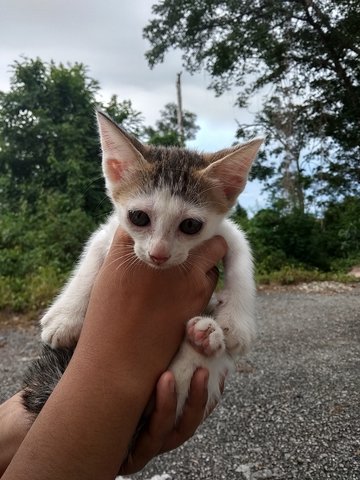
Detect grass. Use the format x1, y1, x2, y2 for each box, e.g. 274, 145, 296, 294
0, 266, 67, 313
0, 265, 359, 320
256, 265, 359, 286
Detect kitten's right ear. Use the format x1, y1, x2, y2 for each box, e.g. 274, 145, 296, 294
96, 110, 145, 187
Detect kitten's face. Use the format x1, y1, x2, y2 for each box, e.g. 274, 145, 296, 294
97, 111, 263, 269
116, 188, 222, 268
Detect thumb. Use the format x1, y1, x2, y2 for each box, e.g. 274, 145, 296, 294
189, 236, 228, 273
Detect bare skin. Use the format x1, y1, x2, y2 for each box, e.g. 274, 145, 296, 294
0, 394, 30, 476
1, 229, 227, 479
0, 370, 224, 476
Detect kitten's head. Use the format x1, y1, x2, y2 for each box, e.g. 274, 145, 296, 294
97, 111, 263, 269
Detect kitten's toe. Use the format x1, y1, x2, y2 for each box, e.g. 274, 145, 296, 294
41, 321, 80, 349
186, 316, 225, 357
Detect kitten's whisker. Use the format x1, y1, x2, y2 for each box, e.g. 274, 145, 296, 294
105, 252, 135, 269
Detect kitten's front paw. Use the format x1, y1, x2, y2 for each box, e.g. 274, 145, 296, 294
186, 316, 225, 357
41, 312, 81, 349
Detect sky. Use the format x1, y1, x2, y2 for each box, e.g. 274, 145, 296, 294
0, 0, 267, 212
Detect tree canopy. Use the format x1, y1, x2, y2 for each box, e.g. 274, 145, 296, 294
0, 58, 200, 310
0, 57, 358, 313
144, 0, 360, 200
144, 102, 199, 146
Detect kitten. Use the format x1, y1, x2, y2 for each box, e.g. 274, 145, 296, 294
24, 111, 263, 419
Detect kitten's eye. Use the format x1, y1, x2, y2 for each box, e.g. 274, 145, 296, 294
179, 218, 203, 235
128, 210, 150, 227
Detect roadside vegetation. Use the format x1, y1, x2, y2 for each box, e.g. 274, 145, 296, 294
1, 42, 359, 312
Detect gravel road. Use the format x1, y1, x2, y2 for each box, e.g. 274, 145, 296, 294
1, 283, 359, 479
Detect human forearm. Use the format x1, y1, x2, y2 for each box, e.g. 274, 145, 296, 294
2, 348, 151, 479
3, 306, 183, 480
2, 230, 227, 479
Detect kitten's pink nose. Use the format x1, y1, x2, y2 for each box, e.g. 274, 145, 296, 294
149, 254, 170, 265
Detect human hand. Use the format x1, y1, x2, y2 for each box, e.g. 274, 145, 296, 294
82, 229, 228, 376
72, 229, 228, 474
119, 368, 226, 475
92, 228, 227, 322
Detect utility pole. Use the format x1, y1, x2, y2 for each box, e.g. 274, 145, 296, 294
176, 72, 184, 146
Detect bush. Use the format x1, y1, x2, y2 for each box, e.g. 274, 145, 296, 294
0, 266, 67, 312
256, 265, 357, 285
0, 192, 98, 312
233, 197, 360, 278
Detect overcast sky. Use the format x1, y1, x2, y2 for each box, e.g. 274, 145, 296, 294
0, 0, 266, 211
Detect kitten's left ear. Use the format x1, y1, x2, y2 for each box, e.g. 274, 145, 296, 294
203, 137, 264, 206
96, 110, 146, 189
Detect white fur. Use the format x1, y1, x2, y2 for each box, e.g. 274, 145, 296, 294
169, 218, 255, 417
41, 112, 262, 420
41, 189, 255, 418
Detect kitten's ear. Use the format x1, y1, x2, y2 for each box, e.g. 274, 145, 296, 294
96, 110, 146, 187
203, 137, 264, 206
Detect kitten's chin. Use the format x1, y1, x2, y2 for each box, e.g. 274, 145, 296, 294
140, 255, 186, 270
143, 259, 176, 270
147, 262, 169, 270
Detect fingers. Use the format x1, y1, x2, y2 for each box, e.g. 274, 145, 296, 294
159, 368, 209, 453
108, 228, 134, 255
206, 265, 220, 290
119, 372, 177, 475
120, 369, 226, 475
190, 236, 228, 273
99, 228, 134, 274
112, 227, 133, 245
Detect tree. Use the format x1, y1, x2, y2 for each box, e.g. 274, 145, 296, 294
144, 0, 360, 194
0, 58, 111, 310
144, 102, 199, 146
104, 95, 145, 137
237, 83, 316, 212
0, 58, 201, 310
0, 58, 104, 217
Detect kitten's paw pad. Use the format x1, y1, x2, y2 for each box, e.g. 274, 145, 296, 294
41, 319, 80, 349
186, 316, 225, 357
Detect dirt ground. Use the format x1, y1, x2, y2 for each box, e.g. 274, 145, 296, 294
1, 282, 359, 479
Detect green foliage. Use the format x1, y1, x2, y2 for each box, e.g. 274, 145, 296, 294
144, 0, 360, 197
256, 266, 357, 286
0, 192, 95, 311
0, 58, 108, 218
104, 95, 145, 137
144, 102, 199, 146
0, 58, 201, 312
233, 197, 360, 279
0, 267, 67, 312
0, 56, 358, 314
322, 196, 360, 259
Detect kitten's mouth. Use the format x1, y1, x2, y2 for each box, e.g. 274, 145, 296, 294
146, 258, 172, 270
147, 262, 169, 270
146, 252, 172, 268
144, 254, 184, 270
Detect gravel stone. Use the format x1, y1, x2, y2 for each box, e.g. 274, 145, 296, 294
1, 283, 359, 479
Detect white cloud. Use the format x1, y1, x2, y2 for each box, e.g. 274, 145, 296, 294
0, 0, 267, 211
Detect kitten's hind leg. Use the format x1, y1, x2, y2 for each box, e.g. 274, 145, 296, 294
170, 316, 232, 419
